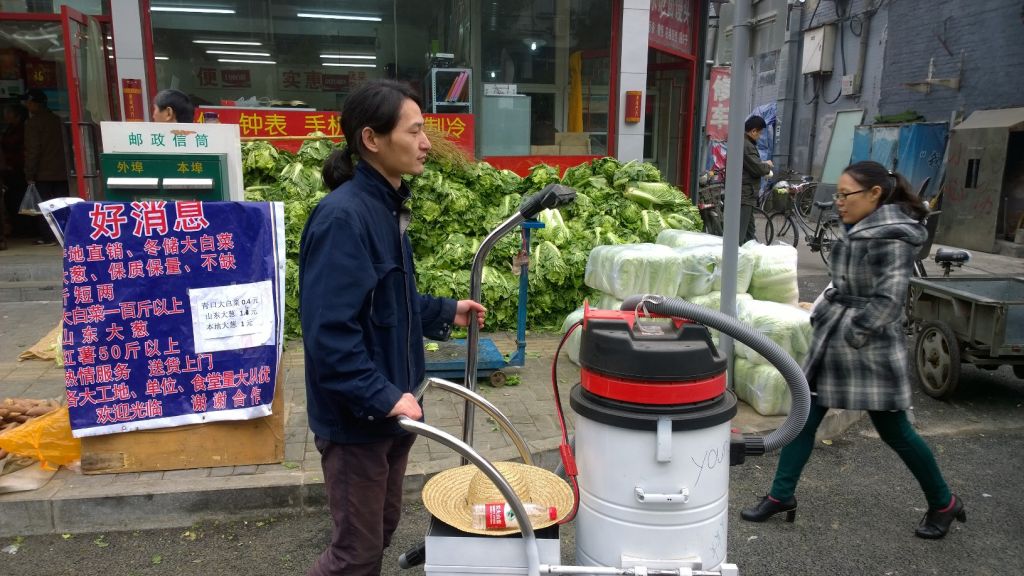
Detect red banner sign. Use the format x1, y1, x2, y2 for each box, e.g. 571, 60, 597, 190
121, 78, 145, 122
649, 0, 693, 58
705, 66, 731, 142
196, 107, 475, 155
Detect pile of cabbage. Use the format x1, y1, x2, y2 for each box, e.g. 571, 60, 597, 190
240, 138, 703, 336
563, 230, 807, 416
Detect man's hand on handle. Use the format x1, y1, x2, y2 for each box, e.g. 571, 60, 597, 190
454, 300, 486, 329
388, 392, 423, 420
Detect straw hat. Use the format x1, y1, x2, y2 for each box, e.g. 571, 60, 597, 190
421, 461, 574, 536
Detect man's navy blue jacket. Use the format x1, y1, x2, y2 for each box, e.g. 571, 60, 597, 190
299, 162, 456, 444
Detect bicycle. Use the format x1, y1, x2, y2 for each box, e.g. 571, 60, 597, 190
697, 170, 774, 244
767, 194, 840, 264
759, 169, 818, 218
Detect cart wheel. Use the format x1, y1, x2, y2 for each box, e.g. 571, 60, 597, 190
488, 371, 507, 387
1013, 365, 1024, 380
915, 321, 961, 399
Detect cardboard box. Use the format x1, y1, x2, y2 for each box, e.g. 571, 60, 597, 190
555, 132, 591, 148
80, 375, 285, 474
530, 145, 561, 155
559, 145, 592, 155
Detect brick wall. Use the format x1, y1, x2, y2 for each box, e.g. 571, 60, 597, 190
880, 0, 1024, 121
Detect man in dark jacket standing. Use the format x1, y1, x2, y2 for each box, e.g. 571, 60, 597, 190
740, 115, 773, 243
22, 89, 68, 245
299, 80, 486, 576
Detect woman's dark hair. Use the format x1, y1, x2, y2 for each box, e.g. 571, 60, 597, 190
843, 160, 928, 221
744, 115, 767, 132
153, 89, 194, 122
325, 79, 422, 187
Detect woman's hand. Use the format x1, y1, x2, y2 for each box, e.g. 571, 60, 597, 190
454, 299, 486, 329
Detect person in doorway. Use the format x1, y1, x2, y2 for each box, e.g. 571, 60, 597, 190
1, 103, 29, 250
300, 79, 487, 576
151, 89, 195, 123
740, 160, 964, 540
21, 89, 68, 246
740, 115, 773, 243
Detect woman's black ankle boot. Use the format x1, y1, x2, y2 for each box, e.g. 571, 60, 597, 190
915, 494, 965, 539
740, 494, 797, 523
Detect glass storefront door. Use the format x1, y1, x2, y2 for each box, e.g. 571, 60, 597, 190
0, 8, 112, 202
61, 4, 107, 199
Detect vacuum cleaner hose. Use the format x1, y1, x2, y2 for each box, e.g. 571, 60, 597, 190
620, 294, 811, 455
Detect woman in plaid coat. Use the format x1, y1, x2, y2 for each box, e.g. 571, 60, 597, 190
740, 161, 964, 539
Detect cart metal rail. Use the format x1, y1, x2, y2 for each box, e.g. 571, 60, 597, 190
909, 276, 1024, 398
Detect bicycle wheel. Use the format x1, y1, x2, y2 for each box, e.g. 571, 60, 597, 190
796, 184, 816, 218
752, 207, 774, 244
817, 219, 839, 264
769, 212, 799, 247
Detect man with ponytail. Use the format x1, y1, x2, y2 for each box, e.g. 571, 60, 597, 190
740, 160, 964, 540
299, 79, 486, 576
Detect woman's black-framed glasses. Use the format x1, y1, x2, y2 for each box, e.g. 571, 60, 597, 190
833, 188, 869, 201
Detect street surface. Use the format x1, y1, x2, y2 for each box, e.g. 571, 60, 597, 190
3, 366, 1022, 576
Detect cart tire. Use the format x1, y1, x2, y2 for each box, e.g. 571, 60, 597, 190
488, 371, 507, 387
1014, 365, 1024, 379
915, 321, 961, 399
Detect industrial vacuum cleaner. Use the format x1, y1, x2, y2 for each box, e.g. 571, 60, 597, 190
398, 183, 811, 576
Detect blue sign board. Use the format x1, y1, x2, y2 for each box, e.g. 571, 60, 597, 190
60, 201, 285, 438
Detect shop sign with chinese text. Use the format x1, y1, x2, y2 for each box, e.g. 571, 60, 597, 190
649, 0, 693, 58
196, 107, 475, 155
60, 201, 285, 438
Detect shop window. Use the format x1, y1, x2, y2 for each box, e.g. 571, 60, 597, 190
147, 1, 610, 157
479, 0, 612, 156
150, 1, 464, 113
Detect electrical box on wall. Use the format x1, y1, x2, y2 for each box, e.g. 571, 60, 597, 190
802, 25, 836, 75
841, 74, 860, 95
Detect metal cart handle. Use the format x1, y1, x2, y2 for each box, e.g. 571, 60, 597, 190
398, 416, 543, 576
464, 183, 577, 457
415, 377, 534, 466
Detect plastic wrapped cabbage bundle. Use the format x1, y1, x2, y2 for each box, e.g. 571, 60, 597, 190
746, 241, 800, 305
687, 291, 753, 311
685, 292, 753, 346
561, 306, 586, 365
656, 229, 723, 249
592, 293, 624, 310
657, 231, 754, 294
734, 357, 792, 416
674, 245, 719, 298
711, 244, 756, 294
584, 243, 683, 300
735, 299, 812, 365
